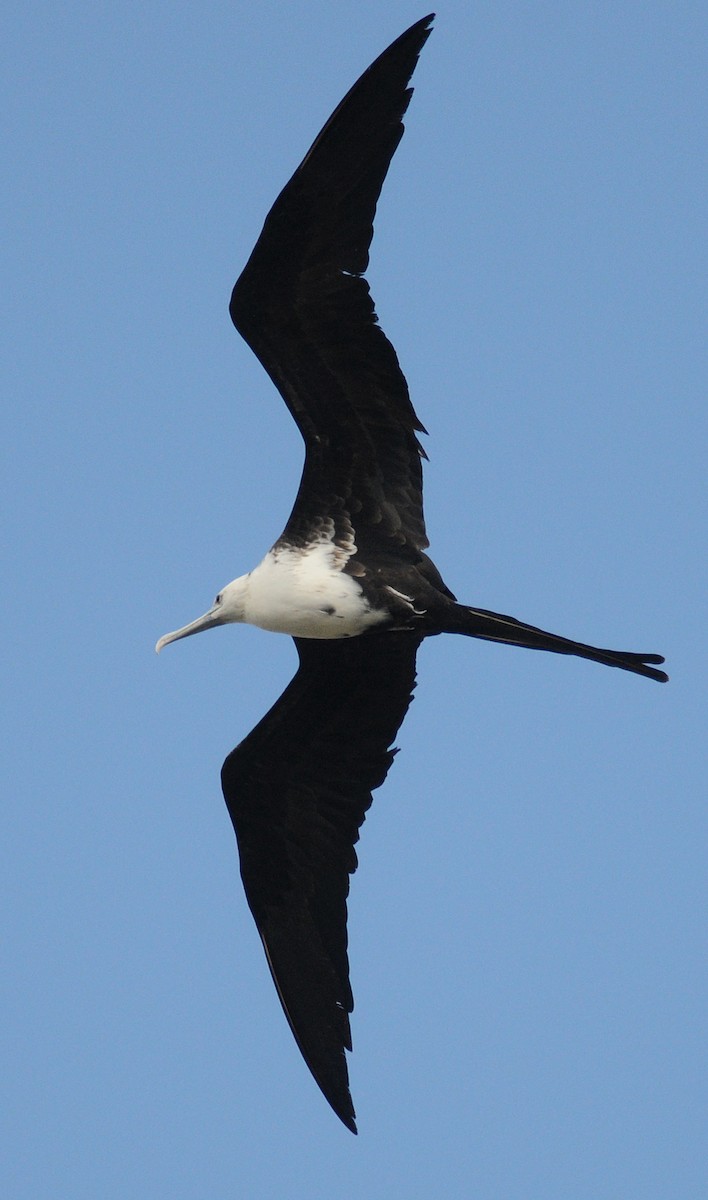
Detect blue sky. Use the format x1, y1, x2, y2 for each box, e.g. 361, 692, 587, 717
3, 2, 706, 1196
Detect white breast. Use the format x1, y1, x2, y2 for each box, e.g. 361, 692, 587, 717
242, 542, 388, 638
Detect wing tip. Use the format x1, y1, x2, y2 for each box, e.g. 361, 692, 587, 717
341, 1110, 358, 1135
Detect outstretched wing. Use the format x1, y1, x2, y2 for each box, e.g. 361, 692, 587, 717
229, 15, 434, 558
221, 631, 423, 1133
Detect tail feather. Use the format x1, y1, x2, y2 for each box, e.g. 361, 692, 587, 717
441, 604, 668, 683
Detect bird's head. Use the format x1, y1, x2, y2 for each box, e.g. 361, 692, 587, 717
155, 576, 248, 653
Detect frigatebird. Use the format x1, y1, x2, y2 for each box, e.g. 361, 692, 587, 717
156, 14, 667, 1134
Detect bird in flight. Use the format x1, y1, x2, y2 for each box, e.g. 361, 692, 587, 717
156, 14, 666, 1133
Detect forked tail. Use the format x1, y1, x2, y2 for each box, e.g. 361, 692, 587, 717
438, 603, 668, 682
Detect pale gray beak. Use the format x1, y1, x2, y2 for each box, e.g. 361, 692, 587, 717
155, 606, 222, 653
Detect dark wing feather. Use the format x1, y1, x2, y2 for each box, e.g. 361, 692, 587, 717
221, 631, 423, 1133
229, 15, 434, 557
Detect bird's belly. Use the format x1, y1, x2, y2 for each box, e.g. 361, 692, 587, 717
242, 545, 388, 639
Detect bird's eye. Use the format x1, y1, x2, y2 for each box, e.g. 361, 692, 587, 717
214, 592, 223, 606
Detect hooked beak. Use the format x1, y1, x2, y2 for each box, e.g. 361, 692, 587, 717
155, 606, 223, 653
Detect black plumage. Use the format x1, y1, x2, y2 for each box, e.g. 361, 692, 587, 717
230, 17, 433, 560
158, 13, 666, 1135
222, 632, 422, 1134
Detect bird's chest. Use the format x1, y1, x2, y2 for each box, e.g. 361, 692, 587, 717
242, 545, 388, 639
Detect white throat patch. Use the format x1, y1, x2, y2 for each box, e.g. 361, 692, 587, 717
241, 540, 388, 638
